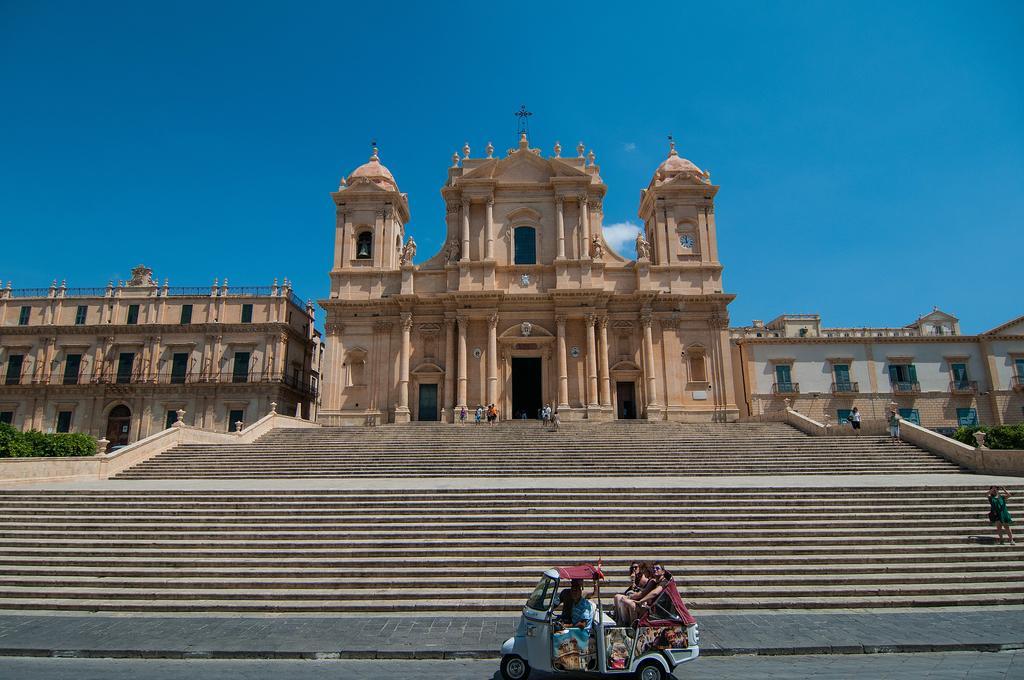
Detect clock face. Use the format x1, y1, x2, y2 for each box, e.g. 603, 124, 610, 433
679, 234, 694, 248
473, 348, 482, 359
569, 346, 580, 358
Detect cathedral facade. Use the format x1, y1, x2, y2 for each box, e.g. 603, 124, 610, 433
318, 135, 740, 424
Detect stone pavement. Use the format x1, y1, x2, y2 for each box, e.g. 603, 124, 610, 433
0, 609, 1020, 660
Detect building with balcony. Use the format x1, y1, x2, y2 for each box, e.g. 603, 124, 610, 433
732, 311, 1024, 430
0, 266, 321, 446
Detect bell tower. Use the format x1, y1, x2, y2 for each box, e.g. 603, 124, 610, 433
638, 138, 720, 276
329, 145, 410, 289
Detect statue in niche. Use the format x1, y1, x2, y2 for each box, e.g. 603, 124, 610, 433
590, 236, 604, 260
444, 237, 461, 263
400, 236, 417, 265
635, 233, 651, 260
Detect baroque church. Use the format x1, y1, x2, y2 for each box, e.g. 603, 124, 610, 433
318, 134, 739, 424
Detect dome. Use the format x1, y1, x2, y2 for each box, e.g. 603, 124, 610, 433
345, 147, 398, 191
652, 141, 708, 185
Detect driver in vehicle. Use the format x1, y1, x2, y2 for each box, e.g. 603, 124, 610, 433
554, 579, 594, 630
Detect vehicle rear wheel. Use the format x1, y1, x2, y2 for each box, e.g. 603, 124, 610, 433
635, 659, 667, 680
500, 654, 531, 680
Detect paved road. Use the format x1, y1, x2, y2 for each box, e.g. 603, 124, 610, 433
1, 652, 1021, 679
1, 609, 1022, 658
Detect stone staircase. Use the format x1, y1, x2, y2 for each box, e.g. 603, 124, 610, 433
114, 422, 962, 478
0, 486, 1018, 614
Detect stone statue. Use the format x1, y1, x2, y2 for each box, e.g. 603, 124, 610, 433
444, 237, 461, 263
520, 321, 532, 337
400, 236, 417, 265
635, 233, 651, 260
128, 265, 156, 287
590, 236, 604, 260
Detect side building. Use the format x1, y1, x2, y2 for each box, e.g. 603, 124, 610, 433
731, 309, 1024, 430
0, 266, 321, 446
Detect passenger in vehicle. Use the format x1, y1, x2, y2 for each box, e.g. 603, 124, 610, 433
623, 561, 648, 598
615, 563, 671, 625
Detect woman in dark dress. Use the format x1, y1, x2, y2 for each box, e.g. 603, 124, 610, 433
988, 486, 1014, 545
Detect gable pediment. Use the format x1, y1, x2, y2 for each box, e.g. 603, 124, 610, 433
461, 150, 589, 184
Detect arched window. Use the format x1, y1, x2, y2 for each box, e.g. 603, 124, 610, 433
514, 227, 536, 265
356, 231, 373, 259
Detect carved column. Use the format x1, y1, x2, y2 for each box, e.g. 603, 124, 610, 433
444, 317, 455, 420
396, 313, 412, 421
555, 197, 565, 259
456, 315, 468, 409
598, 317, 611, 406
460, 199, 470, 262
487, 313, 498, 407
579, 195, 591, 258
585, 314, 599, 407
484, 198, 494, 260
556, 315, 569, 408
641, 311, 660, 409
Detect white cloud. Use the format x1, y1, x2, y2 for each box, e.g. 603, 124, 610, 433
603, 221, 642, 259
623, 142, 637, 152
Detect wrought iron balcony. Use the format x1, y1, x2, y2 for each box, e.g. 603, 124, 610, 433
891, 380, 921, 394
772, 382, 800, 394
949, 380, 978, 394
831, 381, 860, 394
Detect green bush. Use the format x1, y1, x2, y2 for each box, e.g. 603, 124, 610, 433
953, 424, 1024, 450
0, 423, 97, 458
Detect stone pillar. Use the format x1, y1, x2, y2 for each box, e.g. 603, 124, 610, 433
580, 196, 591, 258
585, 314, 599, 407
555, 197, 565, 259
598, 316, 611, 406
456, 315, 468, 410
556, 315, 569, 408
487, 313, 498, 407
396, 312, 412, 423
444, 317, 456, 421
641, 311, 660, 409
460, 199, 470, 262
484, 198, 494, 260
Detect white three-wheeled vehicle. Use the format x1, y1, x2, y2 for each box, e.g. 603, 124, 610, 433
500, 564, 699, 680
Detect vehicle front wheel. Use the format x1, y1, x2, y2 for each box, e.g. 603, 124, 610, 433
635, 659, 667, 680
500, 654, 531, 680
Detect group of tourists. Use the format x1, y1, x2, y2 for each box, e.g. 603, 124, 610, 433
458, 404, 499, 425
552, 561, 675, 636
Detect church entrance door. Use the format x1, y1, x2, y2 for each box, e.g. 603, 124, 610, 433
417, 384, 438, 421
511, 357, 542, 420
616, 381, 637, 419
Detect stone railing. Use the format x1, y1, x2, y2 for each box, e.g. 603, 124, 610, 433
896, 419, 1024, 477
0, 404, 321, 486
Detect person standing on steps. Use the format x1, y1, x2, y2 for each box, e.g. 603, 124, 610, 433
887, 407, 900, 442
475, 404, 483, 425
459, 405, 467, 425
550, 408, 560, 431
988, 486, 1015, 545
848, 407, 861, 432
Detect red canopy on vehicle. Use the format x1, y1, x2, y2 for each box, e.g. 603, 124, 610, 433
636, 579, 697, 627
555, 564, 605, 581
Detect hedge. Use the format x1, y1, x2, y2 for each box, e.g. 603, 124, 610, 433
0, 423, 97, 458
953, 424, 1024, 450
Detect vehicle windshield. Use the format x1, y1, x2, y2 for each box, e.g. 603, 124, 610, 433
525, 575, 557, 611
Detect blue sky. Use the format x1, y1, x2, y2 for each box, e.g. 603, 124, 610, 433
1, 1, 1021, 333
